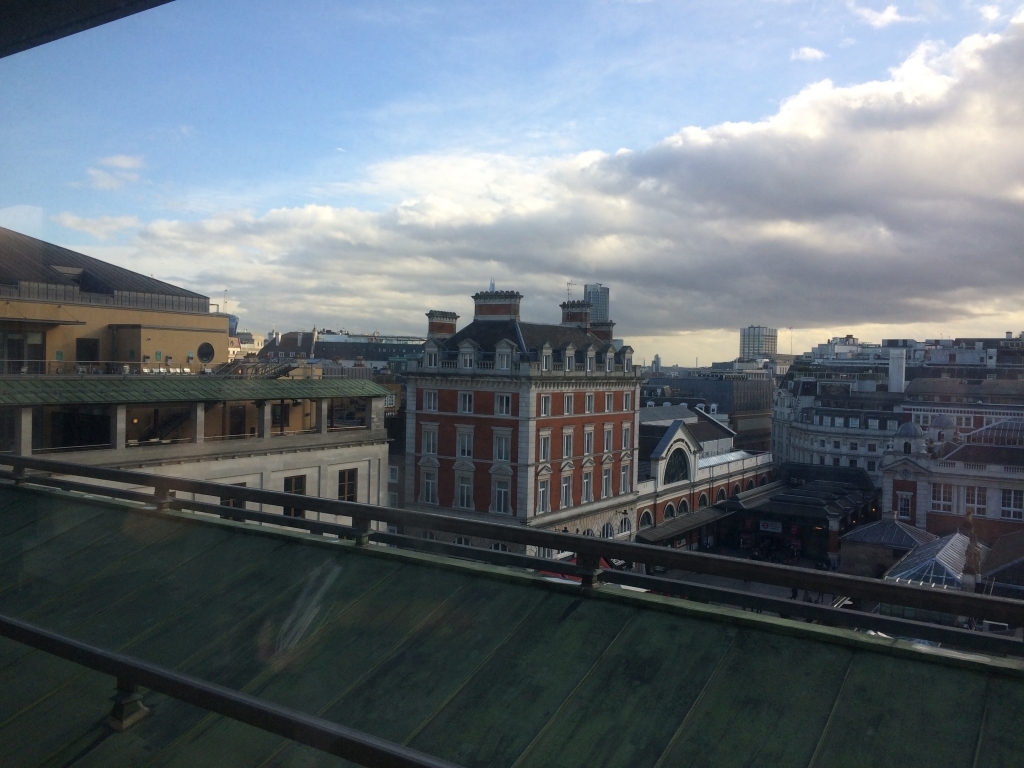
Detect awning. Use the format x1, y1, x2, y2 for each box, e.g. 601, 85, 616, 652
635, 508, 733, 545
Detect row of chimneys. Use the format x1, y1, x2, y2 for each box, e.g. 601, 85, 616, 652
426, 290, 615, 342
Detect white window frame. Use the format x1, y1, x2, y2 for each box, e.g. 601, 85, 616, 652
492, 478, 512, 515
543, 353, 552, 371
602, 467, 612, 498
537, 479, 550, 513
560, 475, 572, 508
459, 391, 473, 414
585, 392, 594, 414
622, 424, 631, 450
605, 393, 613, 412
582, 471, 593, 502
457, 475, 474, 509
966, 486, 987, 517
423, 390, 438, 412
422, 428, 438, 455
563, 394, 573, 415
493, 432, 511, 462
457, 429, 474, 458
495, 393, 512, 416
425, 351, 438, 368
897, 493, 912, 520
583, 429, 594, 456
461, 352, 474, 369
497, 352, 511, 370
422, 470, 438, 505
540, 394, 551, 416
388, 465, 398, 483
623, 392, 632, 411
603, 426, 613, 453
1001, 489, 1024, 520
562, 432, 573, 459
931, 483, 953, 513
539, 433, 551, 462
620, 464, 630, 493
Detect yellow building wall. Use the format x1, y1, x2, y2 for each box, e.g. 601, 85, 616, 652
0, 298, 229, 365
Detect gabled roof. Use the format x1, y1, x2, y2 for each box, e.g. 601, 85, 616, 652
841, 518, 937, 549
884, 533, 984, 588
0, 226, 206, 299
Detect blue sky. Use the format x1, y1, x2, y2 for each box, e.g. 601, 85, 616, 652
2, 0, 1023, 363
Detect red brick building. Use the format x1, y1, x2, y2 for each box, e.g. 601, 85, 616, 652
403, 290, 641, 542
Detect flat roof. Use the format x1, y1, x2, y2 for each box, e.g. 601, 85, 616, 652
0, 377, 391, 407
1, 483, 1023, 767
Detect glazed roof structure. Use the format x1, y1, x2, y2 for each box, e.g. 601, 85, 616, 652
884, 534, 984, 589
0, 377, 391, 407
2, 483, 1024, 768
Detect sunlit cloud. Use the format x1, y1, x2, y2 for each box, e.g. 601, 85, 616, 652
52, 212, 142, 240
847, 1, 921, 28
61, 20, 1024, 364
84, 155, 146, 189
791, 46, 827, 61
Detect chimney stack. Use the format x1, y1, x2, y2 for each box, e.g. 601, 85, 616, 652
426, 310, 459, 340
560, 300, 591, 331
472, 290, 522, 321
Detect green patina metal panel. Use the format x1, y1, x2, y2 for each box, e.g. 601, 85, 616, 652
0, 377, 391, 407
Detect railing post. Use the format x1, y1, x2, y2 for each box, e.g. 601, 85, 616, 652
352, 516, 372, 546
107, 675, 149, 731
154, 483, 172, 513
576, 552, 602, 589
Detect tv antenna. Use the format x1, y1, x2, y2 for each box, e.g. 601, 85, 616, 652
566, 280, 576, 300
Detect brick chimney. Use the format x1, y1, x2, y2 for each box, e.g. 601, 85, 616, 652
560, 300, 591, 331
472, 290, 522, 321
590, 320, 615, 342
426, 310, 459, 340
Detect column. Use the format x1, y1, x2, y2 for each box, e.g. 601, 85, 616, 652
827, 515, 840, 566
257, 401, 272, 439
191, 402, 205, 444
316, 398, 329, 434
369, 396, 385, 431
109, 404, 127, 450
14, 407, 32, 456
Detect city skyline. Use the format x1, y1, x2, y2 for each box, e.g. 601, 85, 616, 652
3, 1, 1024, 365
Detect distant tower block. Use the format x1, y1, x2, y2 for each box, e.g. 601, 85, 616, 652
584, 284, 610, 323
739, 326, 777, 359
889, 348, 906, 394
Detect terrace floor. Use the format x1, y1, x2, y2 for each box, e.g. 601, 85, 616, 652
1, 483, 1023, 768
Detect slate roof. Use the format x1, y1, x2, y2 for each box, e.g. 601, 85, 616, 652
2, 484, 1024, 767
0, 226, 205, 299
638, 404, 696, 424
431, 318, 628, 362
981, 530, 1024, 579
841, 518, 938, 549
0, 377, 390, 406
943, 444, 1024, 467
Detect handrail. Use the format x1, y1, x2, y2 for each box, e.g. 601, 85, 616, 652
0, 613, 458, 768
2, 454, 1023, 629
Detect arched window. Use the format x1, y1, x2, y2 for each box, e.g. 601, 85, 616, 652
716, 488, 727, 502
747, 479, 755, 491
454, 536, 470, 546
680, 499, 689, 514
664, 503, 676, 519
491, 542, 509, 552
639, 510, 654, 528
618, 517, 632, 534
664, 447, 689, 484
903, 442, 912, 455
698, 494, 708, 508
584, 528, 596, 537
601, 522, 615, 539
759, 475, 768, 486
732, 484, 741, 497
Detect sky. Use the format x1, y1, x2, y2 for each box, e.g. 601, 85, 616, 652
2, 0, 1023, 365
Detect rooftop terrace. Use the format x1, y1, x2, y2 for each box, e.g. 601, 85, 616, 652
2, 464, 1024, 767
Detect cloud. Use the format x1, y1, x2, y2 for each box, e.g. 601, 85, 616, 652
0, 205, 45, 237
78, 20, 1024, 361
52, 212, 142, 240
980, 5, 1001, 22
85, 155, 145, 189
791, 47, 827, 61
847, 1, 921, 27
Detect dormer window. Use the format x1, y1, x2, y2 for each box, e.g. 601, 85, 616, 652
587, 356, 594, 372
497, 352, 510, 369
543, 353, 552, 371
624, 357, 632, 372
461, 352, 474, 368
426, 351, 438, 368
605, 356, 613, 372
565, 356, 574, 372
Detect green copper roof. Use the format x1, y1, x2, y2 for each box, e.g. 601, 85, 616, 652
0, 377, 390, 406
1, 484, 1023, 768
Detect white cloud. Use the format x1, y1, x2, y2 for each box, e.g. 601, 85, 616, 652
85, 155, 145, 189
980, 5, 1001, 22
73, 22, 1024, 363
847, 1, 921, 27
791, 46, 828, 61
52, 212, 141, 240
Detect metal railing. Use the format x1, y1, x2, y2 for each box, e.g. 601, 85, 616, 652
0, 360, 212, 376
1, 454, 1023, 657
0, 614, 456, 768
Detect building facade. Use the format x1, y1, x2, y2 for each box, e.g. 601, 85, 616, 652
403, 290, 641, 542
583, 283, 610, 323
0, 226, 230, 373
